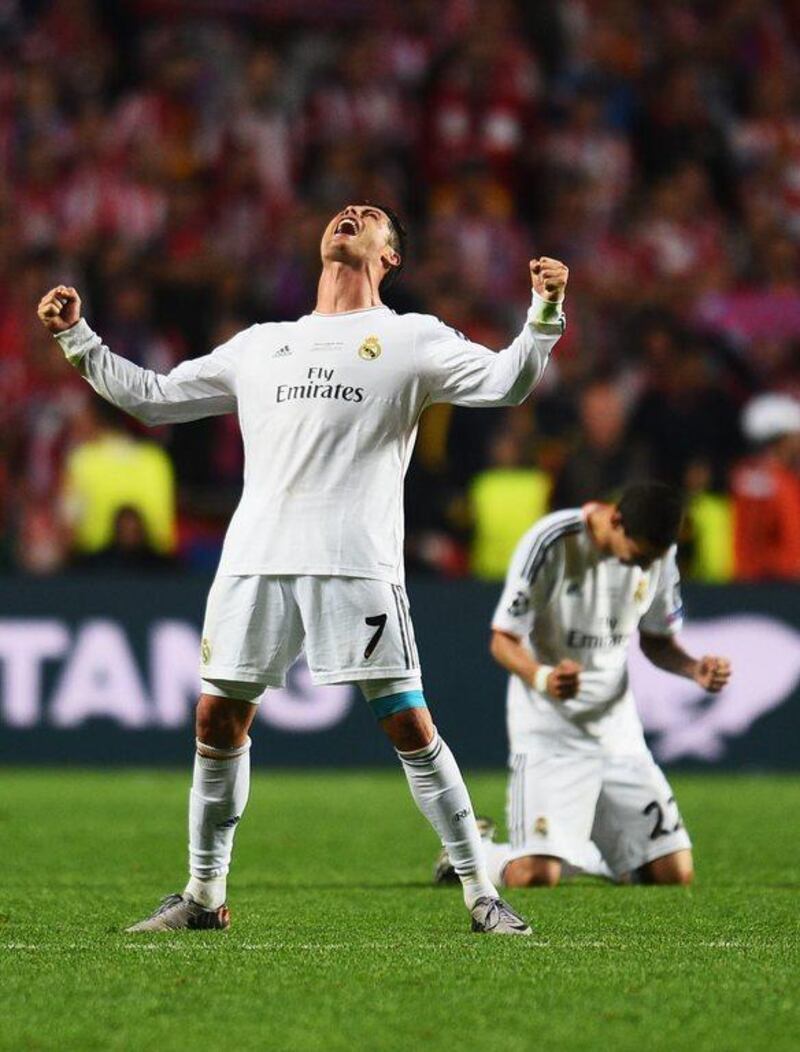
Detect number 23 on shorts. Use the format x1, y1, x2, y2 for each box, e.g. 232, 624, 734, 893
643, 796, 684, 840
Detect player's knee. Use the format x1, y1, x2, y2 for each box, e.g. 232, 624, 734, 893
196, 694, 253, 748
505, 856, 561, 888
381, 706, 435, 752
641, 852, 694, 886
659, 863, 694, 887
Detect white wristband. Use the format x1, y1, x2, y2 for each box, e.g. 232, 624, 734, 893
533, 665, 554, 695
529, 291, 565, 334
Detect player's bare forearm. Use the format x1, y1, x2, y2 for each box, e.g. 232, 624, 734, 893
639, 633, 732, 693
490, 630, 539, 685
639, 633, 697, 677
489, 631, 582, 699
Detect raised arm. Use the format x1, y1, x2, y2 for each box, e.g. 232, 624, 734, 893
37, 285, 242, 426
417, 257, 568, 407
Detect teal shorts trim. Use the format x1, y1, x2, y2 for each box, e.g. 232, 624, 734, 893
369, 690, 427, 720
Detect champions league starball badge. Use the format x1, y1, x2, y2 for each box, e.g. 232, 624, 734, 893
358, 335, 382, 360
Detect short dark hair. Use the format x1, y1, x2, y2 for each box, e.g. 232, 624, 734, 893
365, 202, 407, 289
617, 481, 684, 550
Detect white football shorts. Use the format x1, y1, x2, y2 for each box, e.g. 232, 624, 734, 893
199, 574, 421, 695
505, 747, 691, 877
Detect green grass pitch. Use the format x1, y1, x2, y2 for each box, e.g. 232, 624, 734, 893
1, 769, 798, 1052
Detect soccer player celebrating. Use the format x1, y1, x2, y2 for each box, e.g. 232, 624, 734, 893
436, 483, 731, 889
37, 204, 568, 935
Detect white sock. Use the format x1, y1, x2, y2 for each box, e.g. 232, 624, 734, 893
397, 730, 497, 908
185, 873, 227, 910
563, 841, 613, 881
483, 840, 515, 888
185, 737, 251, 909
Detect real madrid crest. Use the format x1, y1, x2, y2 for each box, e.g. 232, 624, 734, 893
358, 335, 382, 361
634, 578, 648, 603
201, 637, 211, 664
534, 816, 548, 836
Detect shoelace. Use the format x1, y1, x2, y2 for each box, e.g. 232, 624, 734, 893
476, 897, 525, 931
154, 893, 184, 916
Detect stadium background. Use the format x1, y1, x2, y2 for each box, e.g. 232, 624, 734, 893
2, 5, 799, 1052
0, 0, 799, 766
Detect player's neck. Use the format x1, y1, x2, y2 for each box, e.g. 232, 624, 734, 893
586, 504, 615, 554
315, 263, 384, 315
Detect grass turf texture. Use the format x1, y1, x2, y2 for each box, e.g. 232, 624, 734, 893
1, 770, 798, 1052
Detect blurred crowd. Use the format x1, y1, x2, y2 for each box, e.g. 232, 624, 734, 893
1, 0, 799, 581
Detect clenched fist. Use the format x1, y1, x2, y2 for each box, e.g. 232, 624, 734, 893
545, 659, 582, 700
530, 257, 568, 302
37, 286, 82, 334
693, 655, 732, 694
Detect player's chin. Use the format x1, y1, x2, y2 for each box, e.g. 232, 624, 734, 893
323, 239, 361, 262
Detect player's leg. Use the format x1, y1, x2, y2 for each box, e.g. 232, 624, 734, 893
372, 687, 530, 934
503, 855, 562, 887
635, 848, 694, 885
481, 752, 604, 889
502, 846, 612, 885
591, 752, 693, 885
561, 840, 615, 881
375, 695, 497, 906
502, 845, 612, 886
301, 576, 530, 934
125, 685, 263, 933
126, 576, 302, 932
183, 688, 260, 912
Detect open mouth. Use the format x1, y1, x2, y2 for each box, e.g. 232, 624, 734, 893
334, 216, 360, 237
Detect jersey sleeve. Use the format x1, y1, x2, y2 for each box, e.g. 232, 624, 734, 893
491, 524, 563, 638
55, 318, 248, 425
639, 547, 685, 637
414, 293, 564, 408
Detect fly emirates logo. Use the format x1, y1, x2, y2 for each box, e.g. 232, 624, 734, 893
566, 617, 629, 650
276, 366, 365, 405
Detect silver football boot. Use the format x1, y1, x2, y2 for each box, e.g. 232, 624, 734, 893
470, 896, 532, 936
125, 893, 230, 933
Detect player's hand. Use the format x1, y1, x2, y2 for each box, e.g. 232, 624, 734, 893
530, 257, 568, 302
37, 286, 82, 334
547, 660, 582, 700
693, 655, 731, 693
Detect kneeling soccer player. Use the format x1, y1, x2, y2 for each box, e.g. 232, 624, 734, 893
436, 482, 731, 889
38, 203, 569, 935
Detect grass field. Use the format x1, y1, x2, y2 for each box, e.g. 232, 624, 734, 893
1, 769, 798, 1052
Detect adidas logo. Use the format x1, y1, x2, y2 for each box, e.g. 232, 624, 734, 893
273, 345, 292, 358
566, 581, 582, 596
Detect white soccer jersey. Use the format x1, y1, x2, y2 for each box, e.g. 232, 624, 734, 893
56, 296, 563, 583
492, 506, 684, 754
